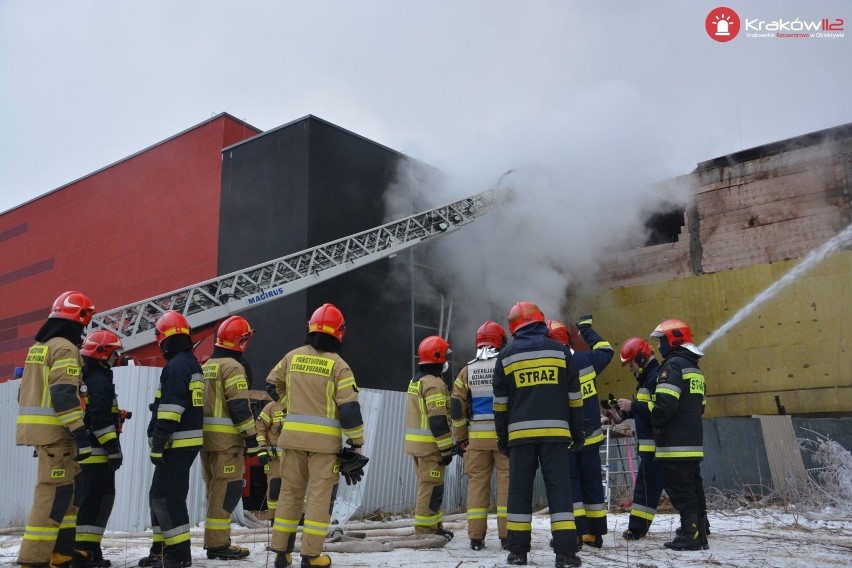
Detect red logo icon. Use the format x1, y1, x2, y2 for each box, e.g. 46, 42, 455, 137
706, 7, 740, 42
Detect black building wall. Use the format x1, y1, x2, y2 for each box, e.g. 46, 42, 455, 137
218, 116, 416, 390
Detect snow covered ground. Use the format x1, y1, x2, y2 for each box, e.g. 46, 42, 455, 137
2, 508, 850, 568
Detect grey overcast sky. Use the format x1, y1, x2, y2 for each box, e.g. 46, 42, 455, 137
1, 0, 850, 217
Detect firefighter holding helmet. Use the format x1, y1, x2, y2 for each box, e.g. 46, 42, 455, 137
201, 315, 262, 559
405, 335, 456, 540
139, 311, 205, 568
617, 337, 667, 540
16, 292, 96, 568
266, 303, 366, 568
74, 330, 125, 568
649, 319, 709, 551
494, 302, 585, 568
450, 321, 510, 551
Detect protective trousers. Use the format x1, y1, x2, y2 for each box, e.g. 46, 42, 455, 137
201, 447, 245, 549
663, 460, 705, 518
506, 443, 577, 555
271, 450, 339, 558
463, 448, 508, 540
75, 462, 116, 558
17, 440, 80, 565
627, 452, 666, 535
568, 444, 607, 536
148, 450, 199, 562
264, 457, 282, 514
411, 453, 446, 534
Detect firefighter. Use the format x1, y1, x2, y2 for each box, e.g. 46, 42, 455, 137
201, 316, 262, 559
139, 311, 205, 568
494, 302, 585, 568
450, 321, 509, 551
266, 303, 365, 568
74, 330, 125, 567
649, 319, 709, 551
256, 398, 285, 519
15, 291, 96, 568
617, 337, 667, 540
547, 316, 613, 550
405, 336, 455, 540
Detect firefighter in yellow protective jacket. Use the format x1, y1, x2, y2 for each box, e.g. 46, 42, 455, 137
405, 335, 455, 540
15, 292, 96, 568
450, 321, 509, 551
266, 303, 365, 568
256, 399, 285, 518
201, 316, 261, 559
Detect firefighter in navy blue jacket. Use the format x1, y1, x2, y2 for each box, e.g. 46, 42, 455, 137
139, 311, 205, 568
494, 302, 585, 568
649, 319, 708, 552
616, 337, 666, 540
547, 316, 613, 550
75, 330, 125, 567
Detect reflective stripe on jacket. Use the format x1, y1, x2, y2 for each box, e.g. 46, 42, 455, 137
266, 345, 364, 454
16, 337, 84, 446
202, 357, 257, 451
405, 373, 452, 457
651, 351, 706, 461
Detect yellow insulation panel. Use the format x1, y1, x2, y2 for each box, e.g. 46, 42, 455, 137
582, 251, 851, 417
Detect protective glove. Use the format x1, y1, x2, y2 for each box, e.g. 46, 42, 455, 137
149, 450, 167, 467
269, 446, 279, 460
568, 433, 586, 450
70, 428, 92, 462
453, 439, 469, 457
497, 439, 509, 457
258, 448, 269, 467
244, 434, 261, 456
342, 466, 364, 486
439, 452, 453, 467
576, 314, 593, 329
149, 431, 168, 467
653, 427, 666, 447
103, 439, 123, 472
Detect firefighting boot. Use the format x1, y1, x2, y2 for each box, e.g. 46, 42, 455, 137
507, 552, 528, 565
581, 534, 602, 549
274, 553, 292, 568
664, 515, 702, 551
554, 553, 582, 568
699, 514, 710, 550
436, 528, 454, 541
470, 538, 485, 550
137, 544, 164, 567
501, 538, 509, 550
150, 558, 191, 568
676, 515, 710, 537
299, 555, 331, 568
622, 528, 646, 540
206, 545, 250, 560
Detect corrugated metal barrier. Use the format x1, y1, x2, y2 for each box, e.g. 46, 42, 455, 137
5, 367, 847, 530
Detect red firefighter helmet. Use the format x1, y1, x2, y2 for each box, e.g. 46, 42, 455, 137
475, 321, 507, 349
650, 319, 693, 347
215, 315, 254, 352
546, 320, 572, 347
507, 301, 545, 335
154, 311, 191, 345
307, 303, 346, 341
49, 291, 95, 325
81, 330, 123, 360
620, 337, 653, 366
418, 335, 451, 364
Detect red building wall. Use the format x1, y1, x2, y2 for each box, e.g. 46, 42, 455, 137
0, 114, 261, 379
